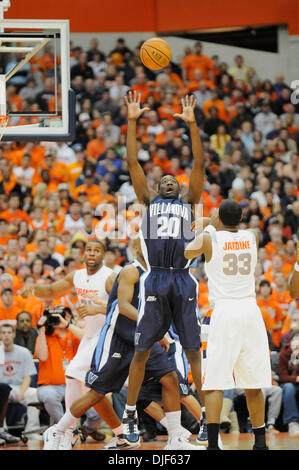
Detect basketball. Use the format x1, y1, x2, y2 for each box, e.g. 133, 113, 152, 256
140, 37, 171, 70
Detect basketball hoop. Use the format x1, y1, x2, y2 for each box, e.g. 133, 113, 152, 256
0, 114, 9, 141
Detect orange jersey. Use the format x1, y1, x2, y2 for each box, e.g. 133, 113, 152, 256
35, 330, 80, 386
182, 54, 214, 80
257, 297, 284, 347
271, 289, 294, 317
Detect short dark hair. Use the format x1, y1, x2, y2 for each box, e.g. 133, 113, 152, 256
259, 279, 271, 289
219, 200, 242, 227
86, 239, 105, 251
0, 323, 14, 331
16, 311, 32, 322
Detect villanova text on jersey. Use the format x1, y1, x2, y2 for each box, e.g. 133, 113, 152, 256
140, 196, 195, 269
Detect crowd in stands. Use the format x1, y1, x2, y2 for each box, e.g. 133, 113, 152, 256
0, 36, 298, 442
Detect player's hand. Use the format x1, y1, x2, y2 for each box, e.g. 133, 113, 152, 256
78, 304, 102, 319
173, 95, 196, 123
158, 337, 170, 352
19, 285, 34, 298
210, 208, 220, 230
84, 292, 107, 313
125, 91, 150, 120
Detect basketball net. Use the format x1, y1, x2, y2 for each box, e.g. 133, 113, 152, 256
0, 115, 9, 141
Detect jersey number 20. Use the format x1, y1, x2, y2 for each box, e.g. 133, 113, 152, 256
157, 216, 180, 238
222, 253, 252, 275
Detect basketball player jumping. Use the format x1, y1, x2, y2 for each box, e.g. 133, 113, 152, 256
122, 91, 205, 448
184, 200, 272, 450
21, 239, 116, 449
289, 241, 299, 299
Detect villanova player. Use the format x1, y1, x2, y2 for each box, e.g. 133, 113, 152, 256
122, 92, 205, 447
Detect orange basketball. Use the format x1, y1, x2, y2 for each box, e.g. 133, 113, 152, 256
140, 37, 171, 70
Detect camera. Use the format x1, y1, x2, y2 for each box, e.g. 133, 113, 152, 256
42, 305, 72, 331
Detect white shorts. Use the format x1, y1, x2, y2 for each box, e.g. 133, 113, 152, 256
201, 298, 272, 390
65, 334, 99, 382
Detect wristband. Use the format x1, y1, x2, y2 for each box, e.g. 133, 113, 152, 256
295, 263, 299, 272
204, 224, 216, 234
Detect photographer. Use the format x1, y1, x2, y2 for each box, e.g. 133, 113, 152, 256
35, 307, 82, 425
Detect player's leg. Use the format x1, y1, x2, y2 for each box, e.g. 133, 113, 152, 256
204, 390, 223, 450
237, 300, 272, 450
244, 388, 268, 450
126, 349, 151, 406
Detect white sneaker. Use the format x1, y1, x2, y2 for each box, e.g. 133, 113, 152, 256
43, 425, 64, 450
179, 426, 192, 440
26, 433, 43, 441
218, 434, 224, 450
102, 435, 140, 450
164, 433, 206, 450
288, 422, 299, 436
59, 429, 74, 450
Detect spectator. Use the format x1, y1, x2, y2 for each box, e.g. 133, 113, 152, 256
228, 55, 249, 85
34, 310, 81, 424
14, 312, 38, 356
257, 280, 285, 349
103, 247, 122, 274
70, 52, 94, 81
63, 202, 85, 235
254, 101, 277, 137
278, 329, 299, 435
0, 324, 40, 440
182, 41, 214, 82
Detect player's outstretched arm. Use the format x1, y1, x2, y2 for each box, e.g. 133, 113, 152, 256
117, 265, 140, 321
289, 241, 299, 299
174, 95, 204, 205
20, 271, 75, 299
184, 232, 212, 260
125, 91, 155, 206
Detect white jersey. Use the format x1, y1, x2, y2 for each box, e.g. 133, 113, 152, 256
204, 229, 257, 303
73, 265, 113, 338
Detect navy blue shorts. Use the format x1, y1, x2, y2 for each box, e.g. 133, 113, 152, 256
138, 342, 191, 402
85, 327, 174, 395
135, 268, 201, 351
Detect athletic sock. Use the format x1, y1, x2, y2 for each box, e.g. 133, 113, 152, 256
165, 411, 181, 439
56, 409, 77, 432
253, 424, 266, 448
160, 417, 168, 429
207, 423, 220, 449
125, 404, 136, 413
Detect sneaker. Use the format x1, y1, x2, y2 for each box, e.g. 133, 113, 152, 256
288, 421, 299, 436
0, 431, 21, 444
164, 433, 206, 450
179, 426, 192, 440
43, 425, 64, 450
0, 437, 5, 445
26, 433, 43, 441
266, 425, 279, 434
122, 409, 140, 446
102, 434, 140, 450
78, 425, 106, 442
197, 417, 208, 445
59, 429, 74, 450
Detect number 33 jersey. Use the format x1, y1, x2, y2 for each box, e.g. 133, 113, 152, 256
140, 196, 195, 269
204, 229, 257, 303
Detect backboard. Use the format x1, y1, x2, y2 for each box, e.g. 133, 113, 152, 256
0, 17, 75, 141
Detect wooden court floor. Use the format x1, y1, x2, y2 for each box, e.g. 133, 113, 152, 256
0, 433, 299, 451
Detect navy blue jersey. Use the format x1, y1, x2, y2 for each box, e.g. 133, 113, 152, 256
105, 260, 145, 344
140, 195, 195, 269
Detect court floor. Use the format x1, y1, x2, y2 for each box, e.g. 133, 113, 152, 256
1, 433, 298, 451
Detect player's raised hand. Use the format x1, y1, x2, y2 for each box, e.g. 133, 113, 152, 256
173, 95, 196, 123
125, 90, 150, 120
